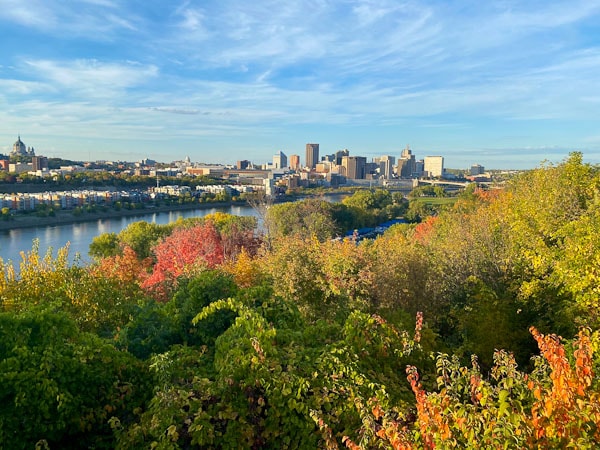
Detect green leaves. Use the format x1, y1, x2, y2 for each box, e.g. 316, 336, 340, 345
265, 198, 341, 241
0, 311, 150, 449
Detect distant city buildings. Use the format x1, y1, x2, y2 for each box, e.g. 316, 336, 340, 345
341, 156, 367, 180
424, 156, 444, 178
236, 160, 251, 170
3, 136, 47, 174
289, 154, 300, 170
273, 151, 287, 169
2, 134, 491, 195
335, 149, 349, 165
415, 159, 424, 176
398, 145, 416, 178
32, 156, 48, 171
305, 143, 319, 169
9, 163, 31, 174
470, 164, 485, 175
373, 155, 395, 179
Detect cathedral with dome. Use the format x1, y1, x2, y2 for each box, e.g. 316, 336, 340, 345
11, 135, 35, 157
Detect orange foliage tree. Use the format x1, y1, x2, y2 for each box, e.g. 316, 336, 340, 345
92, 245, 152, 285
355, 327, 600, 449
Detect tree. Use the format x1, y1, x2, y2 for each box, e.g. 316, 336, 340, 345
203, 212, 262, 260
369, 224, 437, 319
1, 207, 10, 221
115, 296, 424, 449
141, 222, 224, 298
408, 185, 447, 198
92, 245, 152, 286
356, 327, 600, 449
342, 189, 398, 227
0, 241, 148, 337
117, 221, 171, 260
167, 271, 238, 347
89, 232, 121, 259
554, 206, 600, 328
0, 311, 150, 449
265, 198, 341, 241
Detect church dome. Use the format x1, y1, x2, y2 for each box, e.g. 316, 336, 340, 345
12, 135, 27, 155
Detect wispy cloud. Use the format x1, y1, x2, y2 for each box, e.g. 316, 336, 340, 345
23, 59, 158, 98
0, 79, 50, 95
1, 0, 600, 166
149, 107, 200, 115
0, 0, 139, 37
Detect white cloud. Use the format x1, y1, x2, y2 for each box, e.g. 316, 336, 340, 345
23, 59, 158, 98
180, 8, 205, 31
2, 0, 600, 164
0, 0, 57, 28
0, 79, 50, 95
149, 107, 200, 115
0, 0, 139, 36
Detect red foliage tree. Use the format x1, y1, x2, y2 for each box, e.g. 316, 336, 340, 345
142, 222, 224, 298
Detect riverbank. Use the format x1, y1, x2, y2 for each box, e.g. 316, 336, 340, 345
0, 190, 356, 232
0, 201, 249, 232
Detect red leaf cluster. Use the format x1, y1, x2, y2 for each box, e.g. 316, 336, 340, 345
142, 222, 224, 295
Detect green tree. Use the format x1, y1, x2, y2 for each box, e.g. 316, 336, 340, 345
342, 189, 403, 227
0, 311, 150, 450
89, 232, 121, 259
118, 221, 171, 260
118, 271, 239, 359
265, 198, 340, 241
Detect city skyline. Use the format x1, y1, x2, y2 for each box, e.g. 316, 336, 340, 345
1, 1, 600, 169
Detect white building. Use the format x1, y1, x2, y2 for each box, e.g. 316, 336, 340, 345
273, 151, 288, 169
424, 156, 444, 178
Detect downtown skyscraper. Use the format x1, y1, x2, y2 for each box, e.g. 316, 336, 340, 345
305, 143, 319, 169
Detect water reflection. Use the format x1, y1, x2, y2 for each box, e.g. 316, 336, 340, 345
0, 205, 260, 265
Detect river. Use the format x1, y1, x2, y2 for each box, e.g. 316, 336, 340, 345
0, 204, 260, 265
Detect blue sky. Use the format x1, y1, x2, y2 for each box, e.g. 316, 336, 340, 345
1, 0, 600, 169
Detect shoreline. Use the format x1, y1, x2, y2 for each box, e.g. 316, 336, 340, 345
0, 190, 352, 232
0, 201, 248, 232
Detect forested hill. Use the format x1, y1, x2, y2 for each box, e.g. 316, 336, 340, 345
1, 153, 599, 449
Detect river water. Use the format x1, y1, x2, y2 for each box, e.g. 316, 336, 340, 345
0, 204, 260, 265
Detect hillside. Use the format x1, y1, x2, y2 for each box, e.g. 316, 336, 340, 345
0, 153, 599, 449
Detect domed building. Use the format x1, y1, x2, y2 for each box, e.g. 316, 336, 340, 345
12, 135, 26, 155
11, 135, 35, 157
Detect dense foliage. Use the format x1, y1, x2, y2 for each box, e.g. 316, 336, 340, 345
0, 153, 599, 448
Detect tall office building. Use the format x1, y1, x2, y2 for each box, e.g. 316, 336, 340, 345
424, 156, 444, 178
398, 145, 416, 178
32, 156, 48, 171
273, 151, 288, 169
335, 149, 349, 165
374, 155, 395, 179
415, 160, 424, 176
470, 164, 485, 175
305, 143, 319, 169
289, 154, 300, 170
342, 156, 367, 179
236, 160, 251, 170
